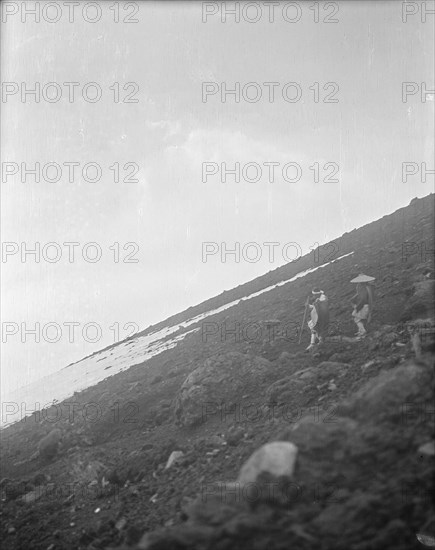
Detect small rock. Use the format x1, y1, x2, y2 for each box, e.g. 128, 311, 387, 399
316, 362, 350, 379
418, 441, 435, 456
115, 517, 127, 531
206, 449, 220, 456
382, 332, 399, 347
237, 441, 298, 486
7, 526, 16, 534
226, 427, 244, 446
165, 450, 184, 469
22, 488, 44, 504
360, 360, 376, 372
206, 435, 226, 447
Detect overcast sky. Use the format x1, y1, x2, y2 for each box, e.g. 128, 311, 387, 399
1, 1, 434, 399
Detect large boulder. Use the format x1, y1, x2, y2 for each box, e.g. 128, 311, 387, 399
265, 362, 350, 409
238, 441, 298, 486
265, 376, 307, 403
339, 361, 433, 422
174, 352, 272, 427
277, 415, 364, 487
280, 415, 358, 459
235, 441, 298, 508
37, 428, 62, 460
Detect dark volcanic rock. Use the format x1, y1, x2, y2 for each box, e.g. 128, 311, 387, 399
173, 352, 272, 427
339, 361, 433, 422
402, 280, 435, 320
37, 429, 62, 460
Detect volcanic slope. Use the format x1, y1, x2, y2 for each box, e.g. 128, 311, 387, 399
0, 194, 434, 550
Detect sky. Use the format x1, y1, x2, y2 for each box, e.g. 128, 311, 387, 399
1, 0, 434, 399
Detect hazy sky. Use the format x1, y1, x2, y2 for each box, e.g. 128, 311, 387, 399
1, 1, 434, 398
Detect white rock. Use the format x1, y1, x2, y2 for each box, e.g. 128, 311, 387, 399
165, 450, 184, 469
237, 441, 298, 485
418, 441, 435, 456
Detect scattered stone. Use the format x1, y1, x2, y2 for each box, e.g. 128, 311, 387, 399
206, 449, 220, 457
165, 451, 184, 469
70, 458, 107, 485
226, 427, 244, 446
7, 526, 16, 534
360, 360, 376, 372
22, 487, 44, 504
382, 332, 399, 347
115, 517, 127, 531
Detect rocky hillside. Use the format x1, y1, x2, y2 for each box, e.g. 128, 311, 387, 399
0, 194, 434, 550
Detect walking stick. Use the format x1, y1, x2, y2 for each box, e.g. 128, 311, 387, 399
298, 298, 310, 345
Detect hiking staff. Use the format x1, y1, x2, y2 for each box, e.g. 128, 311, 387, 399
298, 296, 310, 344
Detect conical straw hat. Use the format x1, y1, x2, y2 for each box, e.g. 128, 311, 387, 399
350, 273, 376, 283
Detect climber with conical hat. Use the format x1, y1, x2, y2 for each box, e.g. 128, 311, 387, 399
306, 287, 330, 351
350, 274, 375, 339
